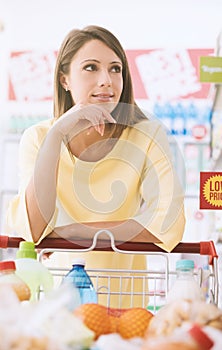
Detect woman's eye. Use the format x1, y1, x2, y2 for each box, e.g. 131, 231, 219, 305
84, 64, 97, 71
111, 65, 122, 73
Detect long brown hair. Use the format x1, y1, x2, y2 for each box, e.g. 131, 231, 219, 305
53, 25, 147, 132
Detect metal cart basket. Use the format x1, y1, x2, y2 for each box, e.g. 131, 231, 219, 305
0, 230, 219, 313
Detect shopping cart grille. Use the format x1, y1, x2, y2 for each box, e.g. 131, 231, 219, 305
1, 235, 218, 312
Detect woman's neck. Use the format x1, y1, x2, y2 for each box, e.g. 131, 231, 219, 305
67, 124, 119, 161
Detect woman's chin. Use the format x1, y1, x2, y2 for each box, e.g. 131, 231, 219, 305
97, 101, 118, 113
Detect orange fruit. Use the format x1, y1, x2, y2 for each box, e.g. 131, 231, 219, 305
74, 304, 153, 340
74, 303, 111, 340
107, 307, 127, 318
107, 307, 128, 333
117, 307, 153, 339
108, 314, 118, 333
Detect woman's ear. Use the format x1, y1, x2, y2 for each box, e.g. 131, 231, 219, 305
59, 73, 69, 91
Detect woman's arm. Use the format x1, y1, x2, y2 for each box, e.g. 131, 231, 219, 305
25, 104, 117, 243
48, 220, 162, 243
132, 124, 185, 251
25, 128, 63, 243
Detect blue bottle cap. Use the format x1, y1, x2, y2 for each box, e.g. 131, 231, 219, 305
176, 259, 194, 270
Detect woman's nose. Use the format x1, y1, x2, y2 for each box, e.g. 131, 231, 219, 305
98, 69, 112, 87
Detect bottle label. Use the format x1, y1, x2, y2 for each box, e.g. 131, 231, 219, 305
68, 276, 91, 288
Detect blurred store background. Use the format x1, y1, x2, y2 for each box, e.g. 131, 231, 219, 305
0, 0, 222, 305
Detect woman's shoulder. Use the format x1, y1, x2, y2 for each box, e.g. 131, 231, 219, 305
23, 118, 53, 135
22, 118, 53, 137
21, 118, 54, 146
129, 117, 167, 138
122, 117, 171, 153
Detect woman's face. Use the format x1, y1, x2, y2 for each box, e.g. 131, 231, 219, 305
61, 39, 123, 112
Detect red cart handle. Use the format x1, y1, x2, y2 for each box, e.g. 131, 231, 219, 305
0, 235, 218, 264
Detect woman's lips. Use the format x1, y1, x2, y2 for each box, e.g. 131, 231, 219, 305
92, 93, 114, 101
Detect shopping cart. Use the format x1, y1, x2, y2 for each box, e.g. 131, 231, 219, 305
0, 230, 219, 313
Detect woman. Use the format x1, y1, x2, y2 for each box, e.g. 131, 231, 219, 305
7, 25, 185, 307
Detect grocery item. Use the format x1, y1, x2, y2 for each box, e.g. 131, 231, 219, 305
142, 342, 201, 350
107, 307, 128, 334
117, 307, 153, 339
142, 323, 214, 350
0, 260, 30, 301
166, 259, 204, 304
95, 333, 143, 350
74, 303, 111, 340
15, 241, 53, 301
0, 282, 95, 350
74, 303, 153, 340
63, 258, 97, 305
147, 299, 222, 337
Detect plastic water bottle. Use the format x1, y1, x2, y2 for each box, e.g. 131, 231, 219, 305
63, 258, 97, 305
15, 241, 54, 301
166, 259, 204, 304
